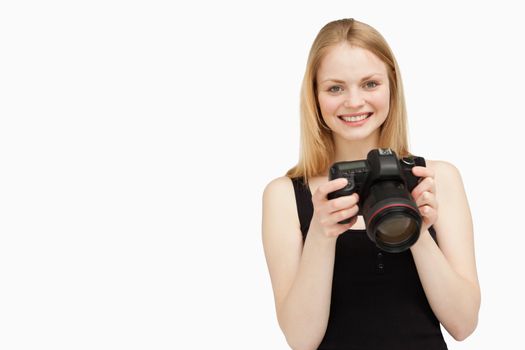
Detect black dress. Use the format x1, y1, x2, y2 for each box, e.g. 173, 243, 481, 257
291, 177, 447, 350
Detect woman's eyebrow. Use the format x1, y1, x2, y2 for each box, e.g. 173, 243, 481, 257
360, 73, 384, 81
319, 73, 385, 85
319, 78, 346, 84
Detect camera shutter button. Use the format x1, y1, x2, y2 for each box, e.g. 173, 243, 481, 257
402, 157, 415, 165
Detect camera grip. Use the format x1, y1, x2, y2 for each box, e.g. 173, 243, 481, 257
327, 174, 357, 200
402, 155, 426, 191
327, 175, 358, 225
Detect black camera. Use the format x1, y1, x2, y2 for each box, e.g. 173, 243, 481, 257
328, 148, 425, 253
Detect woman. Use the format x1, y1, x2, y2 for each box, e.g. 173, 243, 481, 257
262, 18, 480, 350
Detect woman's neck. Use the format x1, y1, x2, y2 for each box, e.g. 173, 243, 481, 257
332, 131, 381, 162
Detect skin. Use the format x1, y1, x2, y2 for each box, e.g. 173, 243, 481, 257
262, 43, 480, 350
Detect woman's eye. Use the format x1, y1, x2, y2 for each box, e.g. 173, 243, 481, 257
329, 86, 343, 93
364, 81, 379, 89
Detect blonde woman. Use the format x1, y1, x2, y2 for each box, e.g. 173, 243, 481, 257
262, 18, 480, 350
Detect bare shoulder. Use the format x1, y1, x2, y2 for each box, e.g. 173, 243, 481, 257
263, 176, 295, 200
425, 159, 468, 217
425, 159, 465, 194
262, 175, 302, 238
426, 159, 462, 179
263, 176, 297, 218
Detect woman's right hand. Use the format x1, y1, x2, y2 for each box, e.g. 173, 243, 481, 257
309, 178, 360, 239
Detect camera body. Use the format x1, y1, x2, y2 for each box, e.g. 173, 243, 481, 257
328, 148, 425, 252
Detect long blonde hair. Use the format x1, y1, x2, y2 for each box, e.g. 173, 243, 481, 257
286, 19, 411, 180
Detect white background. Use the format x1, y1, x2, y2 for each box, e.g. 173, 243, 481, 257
0, 0, 523, 349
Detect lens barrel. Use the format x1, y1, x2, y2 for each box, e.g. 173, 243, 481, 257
362, 181, 421, 252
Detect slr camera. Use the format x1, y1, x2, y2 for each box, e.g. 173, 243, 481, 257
328, 148, 425, 253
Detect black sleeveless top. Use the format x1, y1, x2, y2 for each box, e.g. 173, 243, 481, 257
291, 177, 447, 350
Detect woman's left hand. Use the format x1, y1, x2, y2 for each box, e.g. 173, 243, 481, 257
411, 166, 438, 233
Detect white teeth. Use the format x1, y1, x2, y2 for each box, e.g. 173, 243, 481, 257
340, 114, 370, 122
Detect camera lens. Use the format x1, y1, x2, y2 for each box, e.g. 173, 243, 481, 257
367, 205, 421, 253
375, 214, 418, 245
362, 181, 422, 253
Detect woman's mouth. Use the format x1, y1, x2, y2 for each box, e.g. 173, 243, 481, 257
338, 113, 372, 125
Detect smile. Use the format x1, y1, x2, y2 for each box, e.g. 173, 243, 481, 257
338, 113, 372, 122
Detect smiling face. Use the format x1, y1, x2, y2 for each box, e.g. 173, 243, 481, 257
316, 43, 390, 150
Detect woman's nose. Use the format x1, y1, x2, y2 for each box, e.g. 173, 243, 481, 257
343, 91, 365, 108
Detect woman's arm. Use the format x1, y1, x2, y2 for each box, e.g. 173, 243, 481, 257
262, 176, 356, 350
410, 161, 481, 341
